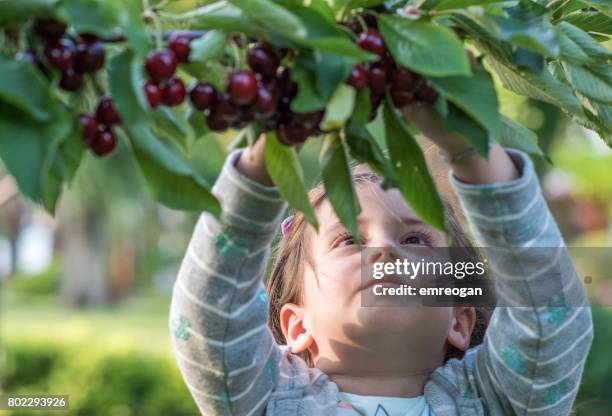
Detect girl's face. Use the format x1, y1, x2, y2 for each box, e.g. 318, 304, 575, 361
296, 181, 470, 380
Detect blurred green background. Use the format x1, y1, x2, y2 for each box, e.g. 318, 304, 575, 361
2, 7, 612, 414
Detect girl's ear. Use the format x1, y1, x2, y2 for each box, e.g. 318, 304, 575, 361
447, 306, 476, 351
280, 303, 315, 354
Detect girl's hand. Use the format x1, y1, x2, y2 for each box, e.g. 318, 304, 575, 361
235, 134, 303, 187
401, 103, 520, 185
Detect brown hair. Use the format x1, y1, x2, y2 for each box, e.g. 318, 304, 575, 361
266, 163, 494, 366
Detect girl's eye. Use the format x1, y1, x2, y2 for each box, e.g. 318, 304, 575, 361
334, 232, 361, 248
402, 232, 432, 246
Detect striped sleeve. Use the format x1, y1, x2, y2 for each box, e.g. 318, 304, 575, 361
169, 149, 288, 415
449, 148, 594, 415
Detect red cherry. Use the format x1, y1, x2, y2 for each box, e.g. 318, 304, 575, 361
189, 82, 217, 111
216, 92, 242, 123
44, 40, 76, 71
75, 41, 105, 72
392, 67, 418, 91
357, 29, 386, 56
293, 111, 324, 131
206, 111, 230, 132
161, 77, 186, 107
79, 113, 98, 146
59, 68, 84, 91
228, 71, 258, 105
79, 33, 99, 44
96, 97, 121, 126
347, 65, 368, 90
168, 34, 191, 63
143, 81, 162, 110
276, 121, 309, 146
33, 18, 66, 41
145, 49, 178, 82
415, 82, 438, 103
368, 66, 388, 94
254, 84, 280, 118
91, 128, 117, 157
248, 46, 280, 80
391, 90, 415, 108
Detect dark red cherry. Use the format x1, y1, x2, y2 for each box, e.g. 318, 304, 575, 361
189, 82, 217, 111
79, 113, 98, 146
368, 66, 388, 94
228, 71, 258, 105
79, 33, 99, 44
216, 92, 242, 123
347, 65, 368, 90
415, 82, 438, 103
357, 29, 386, 56
293, 111, 324, 131
247, 46, 280, 80
44, 40, 76, 71
96, 97, 121, 126
391, 89, 415, 108
392, 68, 418, 91
161, 77, 186, 107
143, 81, 162, 110
276, 121, 309, 146
75, 41, 105, 72
254, 84, 280, 118
91, 128, 117, 157
145, 49, 178, 82
33, 18, 66, 41
59, 68, 84, 91
168, 34, 191, 63
206, 111, 230, 132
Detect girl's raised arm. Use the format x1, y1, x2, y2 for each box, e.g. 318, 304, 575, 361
170, 136, 287, 415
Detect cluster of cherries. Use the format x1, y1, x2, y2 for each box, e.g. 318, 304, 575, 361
25, 18, 106, 91
187, 44, 324, 146
79, 97, 121, 157
346, 26, 438, 120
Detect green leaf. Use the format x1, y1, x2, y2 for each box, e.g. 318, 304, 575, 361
443, 103, 490, 157
189, 134, 227, 185
563, 63, 612, 105
153, 107, 195, 151
227, 0, 307, 38
564, 11, 612, 36
493, 15, 559, 57
291, 58, 327, 112
189, 31, 227, 63
180, 2, 264, 36
427, 69, 501, 139
264, 133, 318, 230
427, 0, 508, 10
133, 146, 221, 216
378, 15, 470, 77
498, 115, 547, 159
0, 56, 53, 122
580, 0, 612, 17
321, 84, 356, 130
558, 27, 591, 65
351, 88, 371, 126
345, 120, 396, 185
59, 0, 121, 39
319, 133, 362, 248
382, 100, 445, 231
315, 51, 355, 103
0, 0, 57, 23
557, 22, 612, 60
309, 0, 335, 21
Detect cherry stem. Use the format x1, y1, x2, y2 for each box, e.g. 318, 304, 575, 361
78, 30, 208, 44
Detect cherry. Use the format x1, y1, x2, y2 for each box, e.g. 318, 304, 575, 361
189, 82, 217, 111
143, 81, 162, 110
391, 89, 415, 108
216, 92, 242, 123
44, 40, 76, 71
415, 82, 438, 103
248, 46, 280, 80
206, 111, 230, 132
33, 18, 66, 41
381, 51, 397, 73
369, 94, 383, 121
294, 111, 324, 131
145, 49, 177, 83
368, 66, 388, 94
59, 68, 84, 91
357, 29, 386, 56
96, 97, 121, 126
161, 77, 186, 107
391, 67, 418, 91
79, 33, 99, 44
276, 121, 309, 146
79, 114, 98, 146
254, 83, 280, 118
228, 71, 258, 105
91, 128, 117, 157
347, 65, 368, 90
168, 34, 191, 63
75, 41, 105, 72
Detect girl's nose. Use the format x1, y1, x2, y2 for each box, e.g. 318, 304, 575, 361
367, 242, 401, 266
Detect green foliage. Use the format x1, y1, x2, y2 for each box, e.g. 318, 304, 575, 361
6, 263, 62, 296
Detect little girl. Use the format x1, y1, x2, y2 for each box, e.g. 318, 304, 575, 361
169, 103, 593, 415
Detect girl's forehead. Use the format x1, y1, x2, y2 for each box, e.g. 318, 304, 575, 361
315, 181, 421, 233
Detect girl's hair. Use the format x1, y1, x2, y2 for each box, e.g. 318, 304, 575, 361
266, 163, 494, 366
